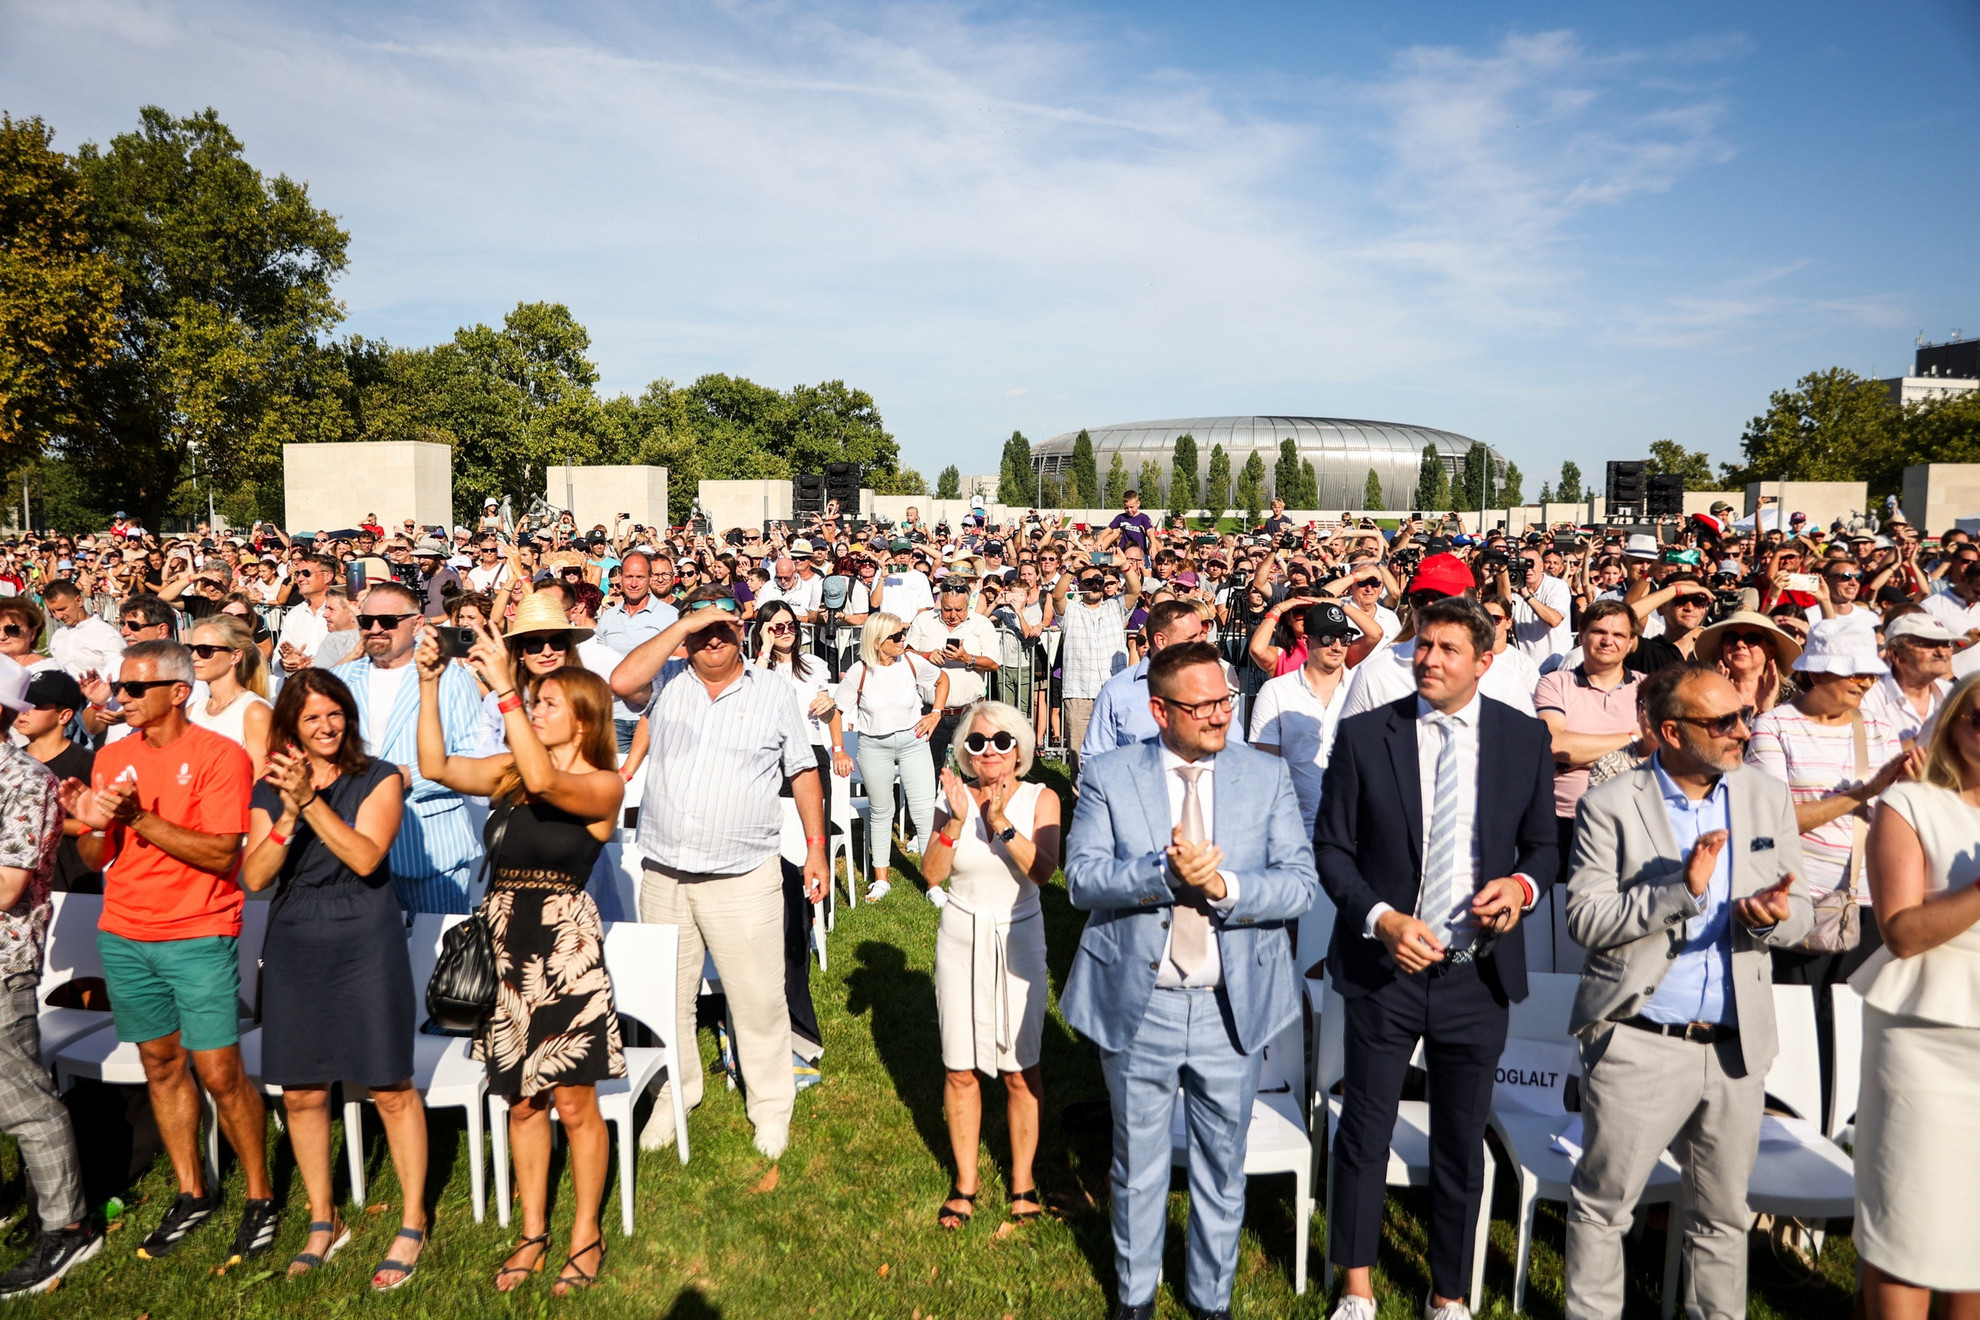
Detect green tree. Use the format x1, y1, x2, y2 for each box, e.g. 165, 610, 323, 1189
1069, 430, 1098, 513
1202, 444, 1231, 524
1723, 368, 1902, 493
871, 467, 926, 497
1235, 451, 1265, 525
1537, 480, 1553, 504
0, 115, 123, 478
1298, 460, 1320, 509
1104, 452, 1129, 506
1899, 390, 1980, 494
1644, 438, 1715, 489
1462, 443, 1496, 511
1501, 462, 1524, 505
1363, 467, 1384, 510
1557, 460, 1584, 504
1416, 444, 1449, 511
1136, 457, 1165, 506
935, 464, 960, 499
64, 106, 351, 524
1169, 432, 1200, 513
997, 430, 1033, 506
1273, 438, 1301, 507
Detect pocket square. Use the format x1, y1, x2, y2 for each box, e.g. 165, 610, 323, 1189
1749, 837, 1775, 851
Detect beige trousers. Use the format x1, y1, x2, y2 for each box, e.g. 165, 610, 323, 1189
640, 854, 794, 1159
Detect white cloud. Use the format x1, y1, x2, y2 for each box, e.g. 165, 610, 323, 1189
0, 1, 1898, 474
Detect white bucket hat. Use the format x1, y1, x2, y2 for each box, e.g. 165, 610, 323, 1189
0, 655, 28, 714
1792, 616, 1889, 676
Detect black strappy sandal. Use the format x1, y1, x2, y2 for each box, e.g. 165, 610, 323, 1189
936, 1184, 977, 1230
494, 1232, 549, 1291
287, 1217, 350, 1276
553, 1237, 604, 1294
1008, 1189, 1044, 1225
371, 1225, 427, 1292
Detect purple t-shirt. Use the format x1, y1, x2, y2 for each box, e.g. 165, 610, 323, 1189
1109, 511, 1154, 551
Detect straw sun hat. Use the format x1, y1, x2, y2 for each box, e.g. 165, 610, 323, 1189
1694, 610, 1801, 670
506, 591, 593, 642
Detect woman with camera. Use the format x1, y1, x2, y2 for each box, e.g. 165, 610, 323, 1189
416, 628, 625, 1295
921, 702, 1060, 1232
240, 670, 421, 1289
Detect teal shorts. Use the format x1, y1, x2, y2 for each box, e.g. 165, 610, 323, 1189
97, 933, 242, 1052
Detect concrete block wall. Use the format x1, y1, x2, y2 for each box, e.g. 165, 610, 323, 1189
284, 441, 453, 534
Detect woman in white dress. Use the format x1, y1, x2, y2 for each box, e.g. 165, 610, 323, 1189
187, 615, 272, 774
919, 701, 1060, 1232
1855, 672, 1980, 1316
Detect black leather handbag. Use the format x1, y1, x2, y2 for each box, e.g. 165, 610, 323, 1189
424, 803, 513, 1033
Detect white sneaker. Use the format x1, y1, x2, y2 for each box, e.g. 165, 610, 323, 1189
1423, 1298, 1473, 1320
1328, 1295, 1377, 1320
865, 879, 892, 903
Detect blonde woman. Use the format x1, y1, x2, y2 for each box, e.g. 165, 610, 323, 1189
188, 615, 273, 774
920, 701, 1059, 1231
1854, 673, 1980, 1318
835, 611, 947, 903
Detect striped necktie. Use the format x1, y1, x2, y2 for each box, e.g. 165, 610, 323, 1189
1419, 714, 1465, 945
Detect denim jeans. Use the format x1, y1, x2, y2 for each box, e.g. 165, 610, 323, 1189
855, 726, 937, 876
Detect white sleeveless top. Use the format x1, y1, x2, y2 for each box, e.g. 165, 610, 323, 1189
945, 781, 1048, 921
1852, 780, 1980, 1027
189, 690, 270, 752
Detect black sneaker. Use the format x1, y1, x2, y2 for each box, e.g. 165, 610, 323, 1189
136, 1191, 218, 1260
0, 1224, 104, 1297
223, 1198, 280, 1266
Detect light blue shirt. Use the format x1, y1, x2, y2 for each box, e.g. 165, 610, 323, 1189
594, 595, 679, 721
1081, 659, 1160, 759
1639, 754, 1737, 1027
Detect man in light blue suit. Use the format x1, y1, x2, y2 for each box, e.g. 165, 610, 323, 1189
333, 581, 484, 913
1063, 641, 1317, 1320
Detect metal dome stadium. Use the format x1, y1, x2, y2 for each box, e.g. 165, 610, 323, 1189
1031, 415, 1500, 509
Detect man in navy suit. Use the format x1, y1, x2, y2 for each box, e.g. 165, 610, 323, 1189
1063, 641, 1318, 1320
1316, 596, 1558, 1320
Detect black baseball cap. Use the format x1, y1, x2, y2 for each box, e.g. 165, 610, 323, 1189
1303, 600, 1360, 641
26, 669, 85, 712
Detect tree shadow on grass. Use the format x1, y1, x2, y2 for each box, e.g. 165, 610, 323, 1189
662, 1284, 723, 1317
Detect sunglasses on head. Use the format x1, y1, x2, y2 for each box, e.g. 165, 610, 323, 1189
685, 597, 740, 614
357, 612, 415, 631
963, 730, 1018, 755
112, 678, 179, 699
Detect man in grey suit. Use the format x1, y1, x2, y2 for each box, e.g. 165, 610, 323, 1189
1564, 664, 1813, 1320
1063, 641, 1317, 1320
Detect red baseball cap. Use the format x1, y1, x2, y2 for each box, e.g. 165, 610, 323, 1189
1406, 552, 1475, 598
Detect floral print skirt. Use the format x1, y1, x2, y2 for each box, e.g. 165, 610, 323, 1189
473, 881, 626, 1100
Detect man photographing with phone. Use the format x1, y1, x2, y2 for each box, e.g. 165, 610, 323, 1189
907, 579, 999, 774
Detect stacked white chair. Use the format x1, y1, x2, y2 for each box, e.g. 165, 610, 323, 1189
490, 920, 689, 1234
1827, 982, 1864, 1144
1315, 972, 1494, 1314
824, 764, 854, 930
1747, 985, 1856, 1239
1486, 972, 1681, 1318
35, 893, 117, 1067
779, 799, 828, 972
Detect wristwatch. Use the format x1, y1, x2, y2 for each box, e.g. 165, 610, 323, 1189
994, 824, 1017, 844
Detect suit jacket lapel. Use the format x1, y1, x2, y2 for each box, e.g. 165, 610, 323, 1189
1135, 739, 1173, 852
1632, 769, 1684, 861
1384, 700, 1424, 867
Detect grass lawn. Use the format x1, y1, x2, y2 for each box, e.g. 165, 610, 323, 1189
0, 763, 1861, 1317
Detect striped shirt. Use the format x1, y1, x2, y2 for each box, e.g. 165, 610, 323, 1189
1059, 598, 1130, 699
1745, 704, 1900, 903
638, 659, 815, 874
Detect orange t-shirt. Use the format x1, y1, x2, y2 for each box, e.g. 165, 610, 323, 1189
93, 724, 253, 942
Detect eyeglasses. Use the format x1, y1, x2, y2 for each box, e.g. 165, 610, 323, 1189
685, 598, 739, 614
517, 634, 571, 653
963, 730, 1018, 755
112, 679, 180, 699
189, 643, 236, 660
1675, 707, 1756, 738
1159, 694, 1234, 719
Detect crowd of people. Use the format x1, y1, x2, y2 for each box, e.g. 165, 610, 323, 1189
0, 490, 1972, 1319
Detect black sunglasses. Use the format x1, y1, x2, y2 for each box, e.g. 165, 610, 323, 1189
0, 624, 24, 639
188, 643, 235, 660
112, 679, 180, 698
884, 629, 909, 645
963, 730, 1018, 755
1675, 707, 1756, 738
517, 635, 571, 653
357, 613, 416, 631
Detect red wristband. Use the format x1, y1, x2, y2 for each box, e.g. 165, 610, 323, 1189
498, 692, 524, 714
805, 835, 826, 845
935, 832, 956, 850
267, 830, 291, 848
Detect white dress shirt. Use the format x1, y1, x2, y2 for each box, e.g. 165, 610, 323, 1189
1510, 574, 1574, 665
1154, 745, 1242, 989
1363, 692, 1533, 949
48, 614, 124, 682
1247, 664, 1353, 833
1339, 636, 1538, 720
278, 599, 331, 658
1861, 673, 1950, 745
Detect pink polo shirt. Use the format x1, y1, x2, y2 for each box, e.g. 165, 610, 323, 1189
1534, 666, 1642, 818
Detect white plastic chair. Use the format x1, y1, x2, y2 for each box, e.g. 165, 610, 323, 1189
825, 764, 854, 930
36, 893, 116, 1067
1748, 985, 1856, 1230
327, 915, 492, 1218
490, 921, 689, 1234
1172, 1015, 1313, 1292
1316, 973, 1494, 1313
780, 798, 828, 972
1487, 973, 1681, 1318
1827, 981, 1863, 1143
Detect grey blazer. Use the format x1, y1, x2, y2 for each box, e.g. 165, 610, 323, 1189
1564, 759, 1814, 1075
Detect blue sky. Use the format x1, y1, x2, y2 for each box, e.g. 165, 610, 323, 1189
4, 0, 1976, 489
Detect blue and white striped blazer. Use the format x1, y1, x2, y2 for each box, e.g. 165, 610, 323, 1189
334, 656, 484, 881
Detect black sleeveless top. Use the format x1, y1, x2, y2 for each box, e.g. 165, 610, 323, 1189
488, 797, 607, 881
